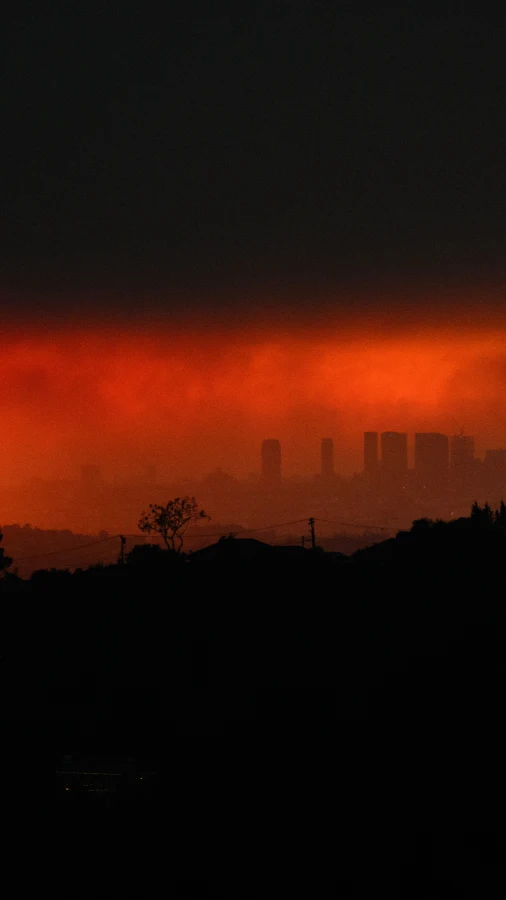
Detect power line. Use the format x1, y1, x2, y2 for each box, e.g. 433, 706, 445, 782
240, 518, 308, 532
185, 518, 308, 538
114, 521, 308, 540
12, 536, 117, 563
11, 516, 393, 566
324, 533, 386, 545
10, 520, 308, 563
315, 517, 391, 532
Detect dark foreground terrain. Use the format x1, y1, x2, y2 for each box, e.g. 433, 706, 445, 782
1, 557, 505, 897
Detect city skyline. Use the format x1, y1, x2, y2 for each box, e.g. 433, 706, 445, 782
6, 426, 506, 487
3, 322, 506, 487
3, 423, 506, 555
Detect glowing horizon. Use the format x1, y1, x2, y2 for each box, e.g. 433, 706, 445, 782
2, 311, 506, 486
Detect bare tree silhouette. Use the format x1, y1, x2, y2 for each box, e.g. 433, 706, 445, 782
138, 497, 210, 553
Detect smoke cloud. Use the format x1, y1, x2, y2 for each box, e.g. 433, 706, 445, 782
2, 318, 506, 484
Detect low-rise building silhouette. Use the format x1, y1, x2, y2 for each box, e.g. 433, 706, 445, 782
484, 448, 506, 470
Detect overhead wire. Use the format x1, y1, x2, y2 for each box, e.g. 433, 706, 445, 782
184, 518, 309, 539
10, 521, 307, 563
12, 535, 118, 562
11, 516, 394, 566
315, 517, 392, 532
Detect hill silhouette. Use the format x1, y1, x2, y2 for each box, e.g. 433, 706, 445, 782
2, 505, 506, 895
352, 503, 506, 566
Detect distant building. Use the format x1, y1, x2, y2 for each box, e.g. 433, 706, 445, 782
381, 432, 408, 483
450, 435, 475, 471
484, 449, 506, 468
483, 449, 506, 494
321, 438, 334, 480
414, 433, 449, 492
80, 465, 101, 488
261, 439, 281, 484
484, 449, 506, 483
364, 432, 379, 475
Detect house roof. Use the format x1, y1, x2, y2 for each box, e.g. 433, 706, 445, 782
190, 537, 309, 562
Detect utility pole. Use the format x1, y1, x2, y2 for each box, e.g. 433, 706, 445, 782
119, 534, 126, 565
308, 517, 316, 550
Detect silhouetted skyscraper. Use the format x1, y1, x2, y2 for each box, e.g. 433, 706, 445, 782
381, 432, 408, 483
261, 439, 281, 484
321, 438, 334, 480
414, 433, 449, 493
364, 432, 378, 475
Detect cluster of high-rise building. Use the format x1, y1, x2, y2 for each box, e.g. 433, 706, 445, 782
3, 432, 506, 536
261, 432, 506, 497
363, 431, 481, 493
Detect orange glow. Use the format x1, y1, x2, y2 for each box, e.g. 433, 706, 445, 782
1, 315, 506, 488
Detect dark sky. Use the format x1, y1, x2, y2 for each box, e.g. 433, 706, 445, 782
2, 1, 506, 316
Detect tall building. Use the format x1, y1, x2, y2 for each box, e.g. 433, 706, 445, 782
381, 432, 408, 483
261, 439, 281, 484
414, 433, 449, 492
321, 438, 334, 480
364, 432, 378, 475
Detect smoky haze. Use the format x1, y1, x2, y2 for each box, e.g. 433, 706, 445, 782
2, 312, 506, 494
